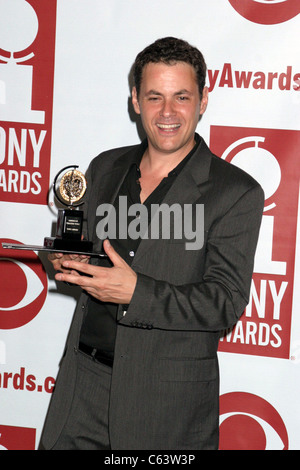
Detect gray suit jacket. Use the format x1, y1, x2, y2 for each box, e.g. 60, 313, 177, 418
40, 136, 264, 450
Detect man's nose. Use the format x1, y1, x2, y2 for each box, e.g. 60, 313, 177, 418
159, 98, 176, 117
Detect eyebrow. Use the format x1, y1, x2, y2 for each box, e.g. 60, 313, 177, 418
145, 89, 193, 96
145, 90, 162, 96
175, 89, 193, 95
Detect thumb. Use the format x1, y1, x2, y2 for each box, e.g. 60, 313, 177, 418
103, 239, 124, 266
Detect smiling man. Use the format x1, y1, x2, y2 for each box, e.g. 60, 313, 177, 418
39, 37, 264, 450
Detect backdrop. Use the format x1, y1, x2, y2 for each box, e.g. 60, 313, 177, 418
0, 0, 299, 450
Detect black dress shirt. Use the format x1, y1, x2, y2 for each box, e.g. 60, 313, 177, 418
79, 135, 201, 356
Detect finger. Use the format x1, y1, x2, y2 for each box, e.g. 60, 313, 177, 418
48, 252, 63, 261
69, 254, 90, 261
103, 239, 126, 267
61, 259, 101, 277
70, 269, 81, 276
55, 271, 95, 287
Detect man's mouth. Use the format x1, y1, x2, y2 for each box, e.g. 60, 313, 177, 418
156, 123, 181, 131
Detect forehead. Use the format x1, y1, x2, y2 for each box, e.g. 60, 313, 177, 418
140, 61, 198, 92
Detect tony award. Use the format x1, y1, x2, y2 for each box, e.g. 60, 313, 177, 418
44, 165, 93, 254
2, 165, 102, 257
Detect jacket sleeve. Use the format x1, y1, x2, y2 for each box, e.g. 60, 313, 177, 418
119, 183, 264, 332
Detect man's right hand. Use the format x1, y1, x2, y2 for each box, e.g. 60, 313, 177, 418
48, 252, 90, 275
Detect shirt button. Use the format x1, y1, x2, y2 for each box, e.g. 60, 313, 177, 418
129, 251, 135, 257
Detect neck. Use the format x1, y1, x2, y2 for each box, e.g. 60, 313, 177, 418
140, 139, 195, 177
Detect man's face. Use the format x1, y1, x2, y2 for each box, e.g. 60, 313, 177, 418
132, 61, 208, 158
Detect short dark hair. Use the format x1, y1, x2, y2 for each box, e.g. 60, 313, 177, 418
133, 37, 207, 98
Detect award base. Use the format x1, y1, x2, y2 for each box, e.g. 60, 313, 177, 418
43, 236, 94, 254
42, 206, 95, 255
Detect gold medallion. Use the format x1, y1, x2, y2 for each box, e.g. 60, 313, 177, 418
58, 169, 87, 205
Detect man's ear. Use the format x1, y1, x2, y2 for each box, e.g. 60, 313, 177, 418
199, 86, 209, 115
132, 86, 141, 115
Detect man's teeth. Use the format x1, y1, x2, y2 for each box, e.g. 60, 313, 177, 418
157, 124, 180, 129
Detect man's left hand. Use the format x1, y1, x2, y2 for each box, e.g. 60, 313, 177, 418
55, 239, 137, 304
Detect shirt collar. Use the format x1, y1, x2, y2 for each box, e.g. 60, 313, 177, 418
132, 133, 201, 178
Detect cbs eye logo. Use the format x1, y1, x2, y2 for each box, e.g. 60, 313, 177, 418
219, 392, 289, 450
0, 239, 47, 329
228, 0, 300, 25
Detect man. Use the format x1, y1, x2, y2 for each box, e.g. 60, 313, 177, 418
39, 37, 264, 450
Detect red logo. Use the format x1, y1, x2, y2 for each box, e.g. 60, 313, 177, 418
0, 0, 57, 205
219, 392, 289, 450
0, 239, 47, 329
0, 424, 36, 450
228, 0, 300, 25
210, 126, 300, 359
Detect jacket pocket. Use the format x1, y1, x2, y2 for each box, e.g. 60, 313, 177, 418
158, 356, 218, 382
